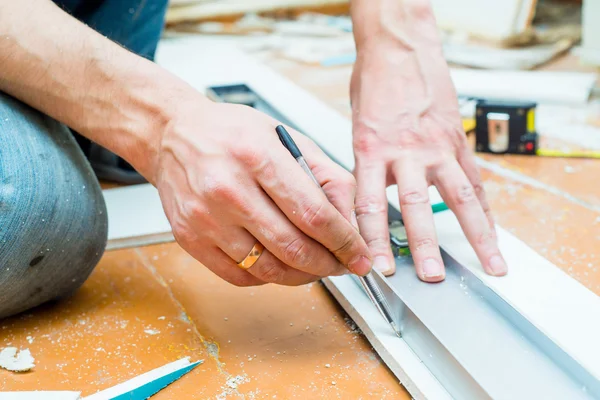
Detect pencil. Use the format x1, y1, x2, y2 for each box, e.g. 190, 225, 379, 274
275, 125, 401, 338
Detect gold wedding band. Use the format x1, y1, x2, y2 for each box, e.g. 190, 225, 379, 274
237, 242, 265, 270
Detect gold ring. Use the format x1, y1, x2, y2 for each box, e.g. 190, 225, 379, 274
237, 242, 265, 270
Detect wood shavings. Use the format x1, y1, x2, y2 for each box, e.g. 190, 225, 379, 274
0, 347, 35, 372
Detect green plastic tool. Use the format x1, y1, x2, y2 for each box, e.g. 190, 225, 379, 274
390, 202, 449, 256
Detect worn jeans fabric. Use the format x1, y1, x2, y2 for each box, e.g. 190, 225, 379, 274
0, 0, 168, 319
0, 94, 108, 319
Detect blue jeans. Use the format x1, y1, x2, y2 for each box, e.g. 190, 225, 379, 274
0, 0, 168, 319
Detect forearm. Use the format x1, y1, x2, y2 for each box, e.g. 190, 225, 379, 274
350, 0, 440, 53
0, 0, 201, 181
349, 0, 458, 123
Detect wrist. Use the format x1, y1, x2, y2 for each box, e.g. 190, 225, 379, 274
352, 0, 438, 55
83, 59, 207, 184
103, 64, 181, 184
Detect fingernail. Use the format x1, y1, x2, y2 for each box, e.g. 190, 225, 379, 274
421, 258, 444, 279
488, 255, 508, 276
348, 255, 372, 276
351, 209, 359, 231
373, 256, 393, 275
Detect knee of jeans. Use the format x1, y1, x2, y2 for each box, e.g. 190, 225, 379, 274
0, 134, 108, 319
0, 181, 107, 319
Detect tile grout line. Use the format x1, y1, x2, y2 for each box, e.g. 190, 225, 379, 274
133, 248, 246, 398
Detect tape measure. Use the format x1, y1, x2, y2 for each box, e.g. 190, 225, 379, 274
474, 100, 538, 155
471, 100, 600, 159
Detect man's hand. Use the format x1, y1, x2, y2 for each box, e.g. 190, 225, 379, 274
154, 100, 373, 286
0, 0, 373, 287
350, 0, 508, 281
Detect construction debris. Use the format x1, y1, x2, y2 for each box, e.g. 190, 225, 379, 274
0, 347, 36, 372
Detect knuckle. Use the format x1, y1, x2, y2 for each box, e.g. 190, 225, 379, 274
455, 184, 477, 205
171, 220, 198, 247
338, 171, 357, 189
226, 274, 260, 287
231, 141, 261, 168
332, 230, 356, 255
299, 201, 329, 230
399, 190, 429, 207
481, 202, 492, 214
231, 142, 275, 178
475, 230, 495, 246
353, 124, 378, 155
282, 237, 313, 268
409, 0, 436, 19
347, 176, 358, 191
365, 236, 390, 252
204, 179, 247, 211
254, 262, 286, 284
472, 182, 485, 197
354, 194, 386, 217
413, 237, 436, 252
185, 201, 211, 223
211, 182, 240, 204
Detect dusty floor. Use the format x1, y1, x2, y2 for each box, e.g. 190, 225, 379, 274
1, 245, 405, 398
1, 50, 599, 398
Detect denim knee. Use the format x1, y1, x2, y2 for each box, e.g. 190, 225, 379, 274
0, 93, 108, 319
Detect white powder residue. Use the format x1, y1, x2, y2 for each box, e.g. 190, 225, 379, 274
217, 374, 250, 399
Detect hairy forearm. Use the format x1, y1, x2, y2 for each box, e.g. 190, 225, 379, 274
0, 0, 200, 181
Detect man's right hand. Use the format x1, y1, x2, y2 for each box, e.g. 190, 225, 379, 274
153, 100, 373, 286
0, 0, 372, 287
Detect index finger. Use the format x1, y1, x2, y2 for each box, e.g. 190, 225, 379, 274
252, 132, 372, 276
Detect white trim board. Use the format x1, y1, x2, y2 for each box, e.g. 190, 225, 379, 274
103, 36, 600, 398
431, 0, 536, 41
104, 184, 172, 251
449, 68, 596, 105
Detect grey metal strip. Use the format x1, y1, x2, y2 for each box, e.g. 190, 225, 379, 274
347, 251, 599, 399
